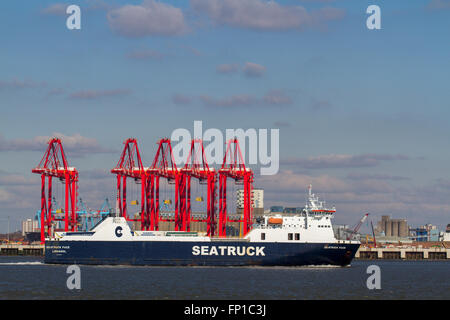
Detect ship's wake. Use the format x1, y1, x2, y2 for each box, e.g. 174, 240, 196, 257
0, 261, 44, 266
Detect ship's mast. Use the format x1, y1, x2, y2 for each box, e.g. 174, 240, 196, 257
303, 184, 336, 229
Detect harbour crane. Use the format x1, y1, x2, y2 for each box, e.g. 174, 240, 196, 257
218, 139, 254, 237
32, 138, 79, 243
111, 138, 146, 226
179, 139, 217, 235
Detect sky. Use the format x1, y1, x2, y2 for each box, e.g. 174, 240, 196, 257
0, 0, 450, 233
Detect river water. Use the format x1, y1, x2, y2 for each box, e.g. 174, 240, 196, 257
0, 256, 448, 299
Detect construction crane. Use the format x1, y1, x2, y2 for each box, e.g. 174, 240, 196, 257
370, 220, 377, 247
347, 212, 370, 240
364, 221, 377, 247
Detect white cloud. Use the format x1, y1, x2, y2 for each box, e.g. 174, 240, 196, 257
191, 0, 344, 31
107, 0, 188, 37
243, 62, 266, 77
263, 90, 292, 105
199, 94, 257, 107
282, 154, 410, 169
41, 3, 68, 16
0, 79, 46, 90
126, 49, 165, 60
179, 90, 293, 108
68, 89, 131, 100
0, 133, 116, 156
172, 93, 193, 105
427, 0, 450, 9
216, 63, 240, 74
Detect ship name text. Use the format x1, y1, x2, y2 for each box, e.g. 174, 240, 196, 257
192, 245, 265, 256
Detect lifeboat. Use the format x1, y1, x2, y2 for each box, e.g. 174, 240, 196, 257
268, 217, 283, 224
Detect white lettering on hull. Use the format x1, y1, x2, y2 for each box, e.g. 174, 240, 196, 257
192, 246, 265, 256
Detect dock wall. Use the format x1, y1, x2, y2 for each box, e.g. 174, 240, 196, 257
0, 244, 44, 256
356, 246, 450, 260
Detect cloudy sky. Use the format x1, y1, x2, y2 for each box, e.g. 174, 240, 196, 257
0, 0, 450, 233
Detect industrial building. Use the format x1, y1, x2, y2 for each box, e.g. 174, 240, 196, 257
373, 216, 450, 243
444, 224, 450, 241
410, 224, 443, 242
21, 219, 39, 236
237, 188, 263, 209
376, 215, 409, 238
333, 225, 351, 241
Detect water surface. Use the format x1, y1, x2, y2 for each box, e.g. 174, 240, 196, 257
0, 256, 448, 299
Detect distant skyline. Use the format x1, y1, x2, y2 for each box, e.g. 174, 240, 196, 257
1, 0, 450, 233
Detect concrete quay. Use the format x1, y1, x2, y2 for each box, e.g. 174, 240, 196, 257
356, 245, 450, 260
0, 244, 44, 256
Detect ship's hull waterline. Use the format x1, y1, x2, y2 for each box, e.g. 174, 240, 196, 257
45, 240, 359, 266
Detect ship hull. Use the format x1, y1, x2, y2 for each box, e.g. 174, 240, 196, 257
45, 241, 359, 267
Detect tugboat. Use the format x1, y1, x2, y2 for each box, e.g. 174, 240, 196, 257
45, 186, 360, 266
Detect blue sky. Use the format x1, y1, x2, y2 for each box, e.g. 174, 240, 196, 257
0, 0, 450, 233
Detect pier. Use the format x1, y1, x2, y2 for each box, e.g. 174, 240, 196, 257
0, 244, 44, 256
356, 244, 450, 260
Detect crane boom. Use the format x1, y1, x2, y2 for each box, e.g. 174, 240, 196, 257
347, 212, 369, 240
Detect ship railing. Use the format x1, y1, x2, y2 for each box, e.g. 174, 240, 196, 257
210, 237, 250, 242
253, 224, 282, 229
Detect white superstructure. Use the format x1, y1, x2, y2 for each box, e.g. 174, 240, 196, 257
246, 185, 344, 243
51, 185, 354, 244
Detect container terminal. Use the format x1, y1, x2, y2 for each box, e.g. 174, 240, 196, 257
0, 137, 449, 261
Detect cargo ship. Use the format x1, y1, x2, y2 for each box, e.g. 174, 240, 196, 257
44, 186, 360, 266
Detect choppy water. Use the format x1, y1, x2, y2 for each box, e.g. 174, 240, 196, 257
0, 256, 448, 299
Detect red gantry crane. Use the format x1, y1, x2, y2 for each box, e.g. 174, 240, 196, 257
111, 138, 147, 226
218, 139, 254, 237
32, 138, 79, 243
180, 139, 217, 235
146, 138, 180, 231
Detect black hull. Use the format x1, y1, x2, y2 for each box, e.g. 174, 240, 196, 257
45, 241, 360, 267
